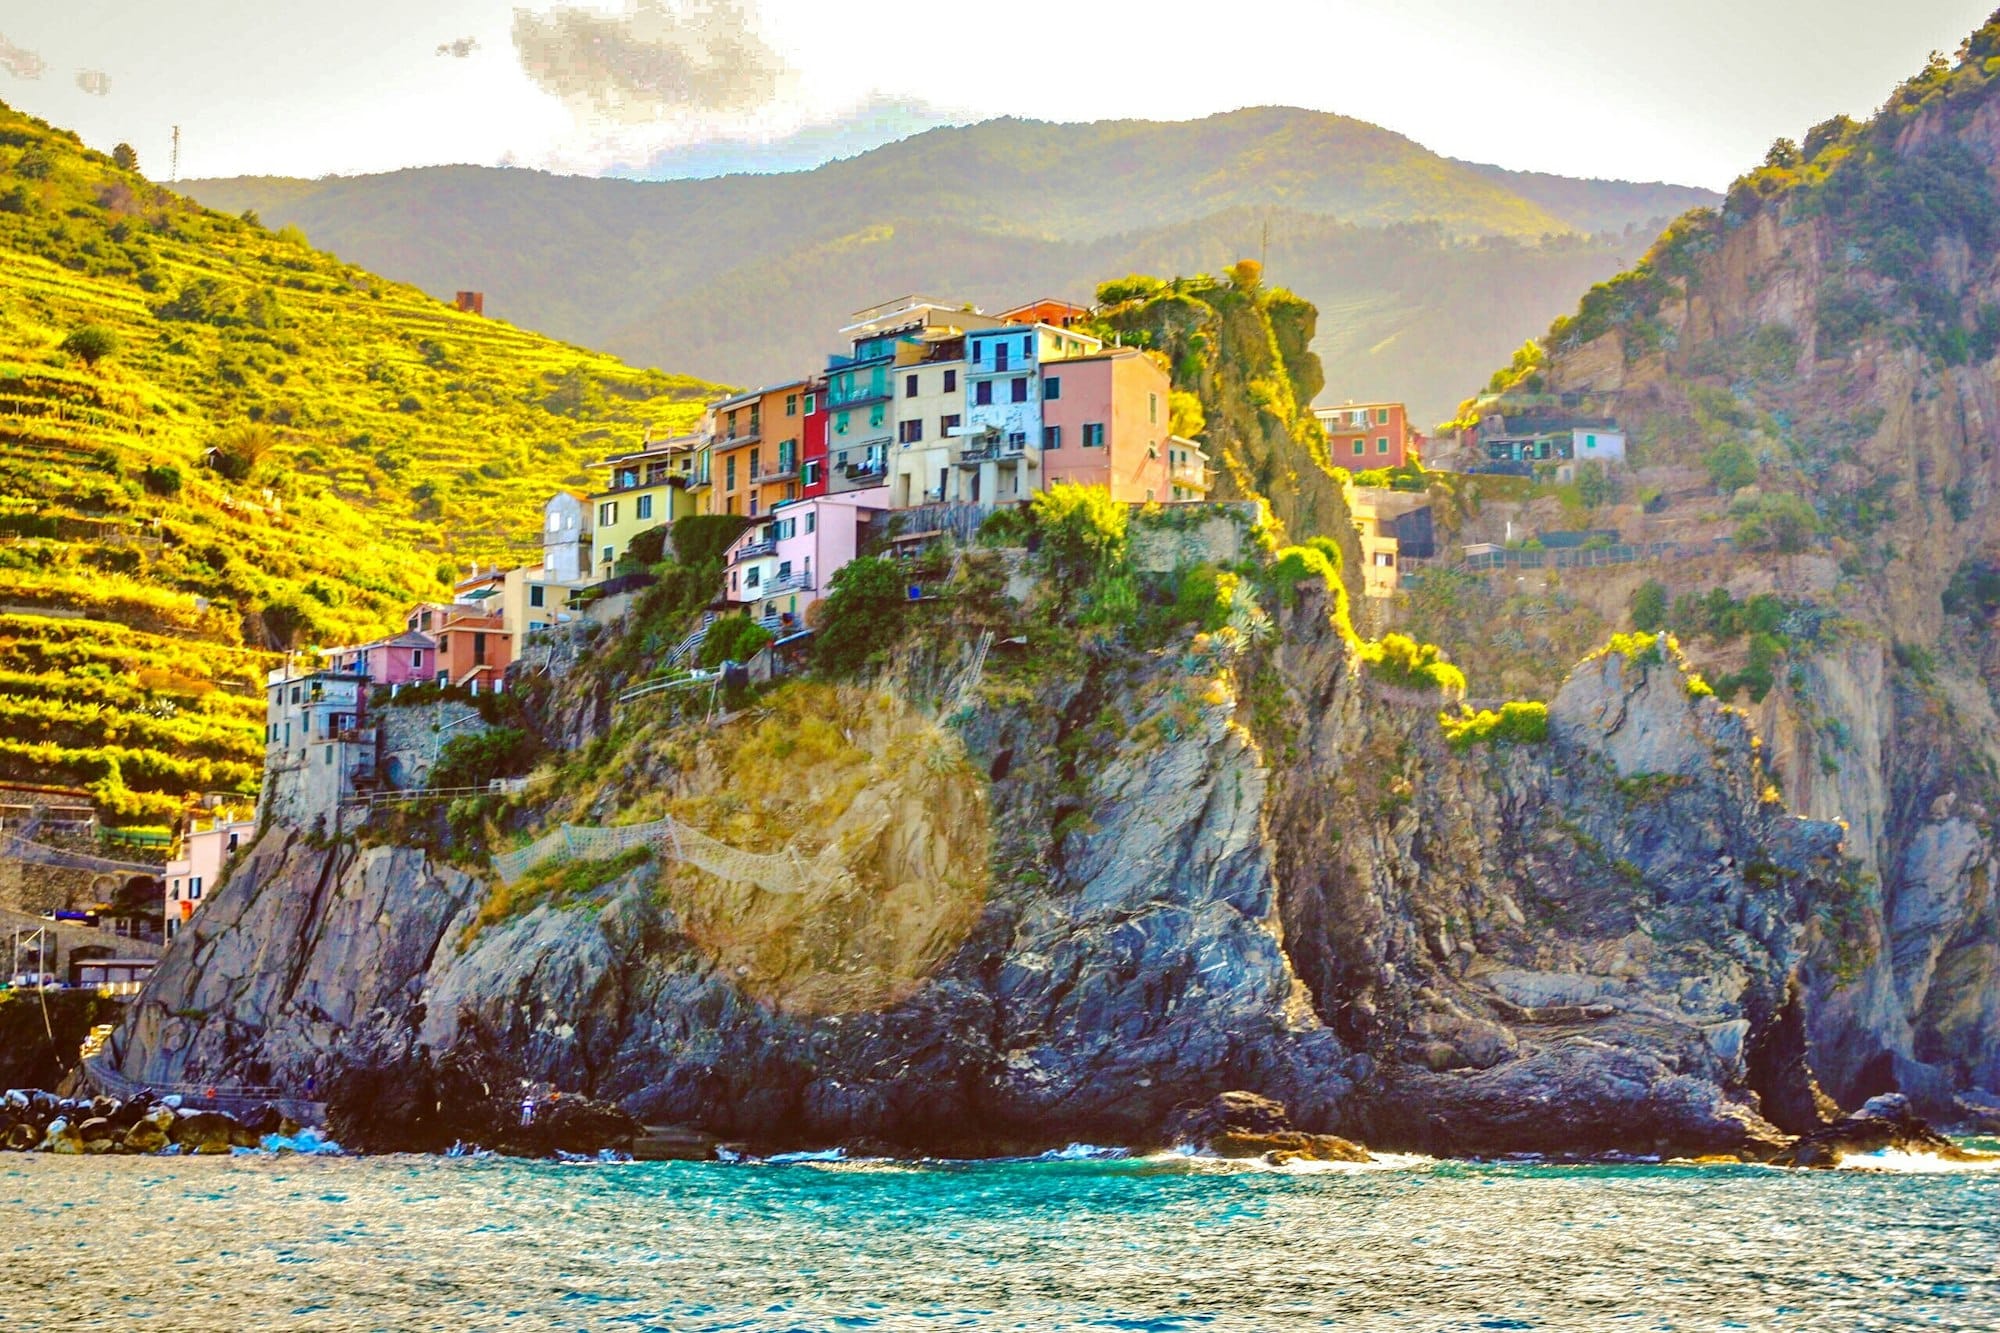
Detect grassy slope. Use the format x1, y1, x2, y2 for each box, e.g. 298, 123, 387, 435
0, 101, 720, 822
182, 109, 1715, 423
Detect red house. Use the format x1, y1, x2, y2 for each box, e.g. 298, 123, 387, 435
1316, 401, 1415, 470
801, 376, 830, 499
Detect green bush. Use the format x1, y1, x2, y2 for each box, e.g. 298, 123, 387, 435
1358, 633, 1466, 695
813, 555, 907, 677
977, 505, 1033, 547
59, 324, 119, 368
698, 613, 774, 668
1631, 579, 1668, 632
1703, 439, 1757, 492
668, 514, 752, 568
430, 726, 539, 791
1173, 564, 1237, 632
141, 463, 182, 497
1440, 700, 1549, 750
1268, 542, 1355, 641
1734, 492, 1820, 553
623, 524, 670, 569
1031, 483, 1129, 589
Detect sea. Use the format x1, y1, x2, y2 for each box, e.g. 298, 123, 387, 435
3, 1143, 1997, 1331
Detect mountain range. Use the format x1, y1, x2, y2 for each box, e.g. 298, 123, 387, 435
183, 108, 1718, 426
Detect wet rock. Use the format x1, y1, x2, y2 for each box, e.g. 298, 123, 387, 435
120, 1118, 168, 1154
77, 1117, 119, 1153
2, 1120, 37, 1151
1165, 1091, 1372, 1163
168, 1110, 241, 1155
1769, 1093, 1999, 1168
39, 1118, 82, 1154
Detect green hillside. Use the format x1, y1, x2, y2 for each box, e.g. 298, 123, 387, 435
0, 101, 720, 823
182, 108, 1716, 425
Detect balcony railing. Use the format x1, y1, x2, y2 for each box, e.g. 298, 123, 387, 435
826, 387, 892, 410
761, 571, 813, 595
717, 429, 762, 448
841, 459, 888, 481
754, 461, 800, 484
1171, 462, 1211, 487
958, 440, 1028, 466
731, 539, 778, 563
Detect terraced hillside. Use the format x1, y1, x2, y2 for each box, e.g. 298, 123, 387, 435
0, 101, 720, 824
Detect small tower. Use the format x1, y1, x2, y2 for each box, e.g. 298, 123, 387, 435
454, 291, 485, 316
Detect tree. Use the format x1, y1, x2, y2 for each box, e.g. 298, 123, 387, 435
59, 325, 119, 369
1574, 460, 1615, 509
1704, 439, 1757, 493
1764, 138, 1802, 170
697, 614, 774, 669
111, 142, 139, 172
813, 556, 907, 677
1225, 258, 1264, 293
1630, 580, 1668, 632
1030, 483, 1129, 589
210, 423, 277, 480
1735, 493, 1821, 554
1168, 390, 1206, 440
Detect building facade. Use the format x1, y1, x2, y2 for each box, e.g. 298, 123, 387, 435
589, 436, 702, 574
1037, 347, 1173, 503
1318, 401, 1414, 470
163, 814, 254, 940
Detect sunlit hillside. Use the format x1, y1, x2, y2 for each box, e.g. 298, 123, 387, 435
0, 101, 721, 824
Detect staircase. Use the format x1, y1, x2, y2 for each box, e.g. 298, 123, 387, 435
666, 612, 718, 668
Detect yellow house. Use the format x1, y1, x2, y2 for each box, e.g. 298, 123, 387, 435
588, 434, 703, 576
1344, 483, 1434, 598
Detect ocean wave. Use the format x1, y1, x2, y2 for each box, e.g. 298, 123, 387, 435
1136, 1147, 1434, 1174
1832, 1148, 2000, 1173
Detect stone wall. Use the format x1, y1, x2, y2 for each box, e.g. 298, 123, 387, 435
1130, 503, 1257, 573
373, 699, 490, 793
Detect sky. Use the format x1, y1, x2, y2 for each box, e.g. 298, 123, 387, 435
0, 0, 1993, 187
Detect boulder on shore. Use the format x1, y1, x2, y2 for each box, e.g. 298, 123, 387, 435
1164, 1091, 1373, 1164
1769, 1093, 2000, 1168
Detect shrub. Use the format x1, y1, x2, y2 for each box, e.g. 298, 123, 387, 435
59, 324, 118, 368
1734, 492, 1820, 553
430, 726, 539, 790
698, 613, 774, 668
141, 463, 182, 497
1268, 542, 1355, 641
1631, 579, 1668, 632
977, 505, 1033, 547
210, 422, 277, 480
1359, 633, 1467, 695
1440, 700, 1549, 749
668, 514, 752, 568
813, 555, 907, 677
1704, 439, 1757, 492
1031, 483, 1129, 589
112, 142, 138, 172
1173, 564, 1237, 633
625, 524, 670, 568
1599, 630, 1666, 668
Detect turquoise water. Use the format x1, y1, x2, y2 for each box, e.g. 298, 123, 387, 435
4, 1148, 1998, 1330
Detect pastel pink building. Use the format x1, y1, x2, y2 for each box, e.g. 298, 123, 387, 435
164, 814, 255, 940
325, 629, 437, 689
724, 488, 889, 633
1038, 348, 1176, 503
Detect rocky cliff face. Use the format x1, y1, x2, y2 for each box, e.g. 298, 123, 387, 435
114, 588, 1851, 1157
1512, 31, 2000, 1120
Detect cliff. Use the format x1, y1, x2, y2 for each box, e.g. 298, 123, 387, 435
1425, 18, 2000, 1121
113, 570, 1850, 1157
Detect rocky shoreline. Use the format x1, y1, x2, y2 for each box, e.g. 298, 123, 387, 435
2, 1088, 313, 1156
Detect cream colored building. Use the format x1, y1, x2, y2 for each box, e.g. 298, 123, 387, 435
1345, 484, 1434, 598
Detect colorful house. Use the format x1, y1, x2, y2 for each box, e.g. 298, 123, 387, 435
323, 630, 436, 688
1345, 483, 1437, 599
589, 434, 703, 574
888, 334, 969, 509
163, 813, 254, 940
259, 664, 376, 826
801, 380, 829, 498
542, 491, 591, 583
828, 297, 1005, 497
1317, 401, 1414, 469
721, 491, 888, 634
1036, 347, 1174, 503
406, 597, 512, 691
1167, 436, 1213, 502
707, 383, 813, 519
958, 319, 1103, 505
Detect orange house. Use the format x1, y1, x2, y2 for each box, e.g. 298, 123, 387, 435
1316, 401, 1414, 469
708, 381, 810, 518
406, 600, 512, 691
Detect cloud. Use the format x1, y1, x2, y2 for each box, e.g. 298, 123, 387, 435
75, 69, 111, 97
0, 34, 45, 80
437, 36, 480, 59
511, 0, 787, 124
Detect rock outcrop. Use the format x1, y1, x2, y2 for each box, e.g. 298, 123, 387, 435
1768, 1092, 1999, 1168
112, 591, 1852, 1160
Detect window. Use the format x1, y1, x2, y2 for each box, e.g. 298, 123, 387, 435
473, 633, 487, 665
1585, 434, 1598, 449
1377, 437, 1390, 454
835, 413, 848, 435
1007, 431, 1027, 449
943, 369, 957, 393
749, 405, 761, 433
802, 460, 821, 487
1376, 408, 1390, 425
1083, 423, 1105, 447
636, 494, 653, 520
191, 877, 203, 899
602, 545, 614, 566
1150, 393, 1159, 424
726, 456, 737, 489
746, 567, 760, 588
411, 648, 424, 670
906, 373, 919, 398
1043, 425, 1062, 449
1011, 377, 1029, 403
1023, 336, 1033, 357
290, 685, 301, 704
900, 420, 923, 444
941, 413, 961, 436
869, 404, 884, 428
1353, 439, 1366, 457
974, 381, 994, 406
529, 585, 545, 608
804, 392, 817, 414
994, 342, 1010, 372
806, 510, 816, 534
598, 501, 617, 526
786, 393, 798, 417
1044, 376, 1061, 401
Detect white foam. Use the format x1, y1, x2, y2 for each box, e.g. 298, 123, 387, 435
1833, 1148, 2000, 1173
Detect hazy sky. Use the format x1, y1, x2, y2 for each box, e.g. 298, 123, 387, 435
0, 0, 1992, 185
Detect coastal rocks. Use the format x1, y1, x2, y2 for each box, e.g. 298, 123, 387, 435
0, 1089, 294, 1156
1165, 1092, 1373, 1164
324, 1037, 640, 1158
1769, 1093, 1999, 1169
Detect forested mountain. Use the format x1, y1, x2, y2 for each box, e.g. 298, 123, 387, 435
184, 108, 1716, 426
0, 100, 718, 822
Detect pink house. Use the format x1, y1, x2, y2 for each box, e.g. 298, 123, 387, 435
724, 487, 889, 632
325, 629, 437, 689
1038, 348, 1174, 503
164, 814, 255, 940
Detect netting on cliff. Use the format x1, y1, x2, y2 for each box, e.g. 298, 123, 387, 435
490, 816, 845, 896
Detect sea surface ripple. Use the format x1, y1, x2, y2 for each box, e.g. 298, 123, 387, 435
4, 1146, 1998, 1331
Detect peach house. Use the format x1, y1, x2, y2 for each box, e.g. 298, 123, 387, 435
1038, 347, 1175, 503
164, 813, 254, 940
1317, 401, 1414, 469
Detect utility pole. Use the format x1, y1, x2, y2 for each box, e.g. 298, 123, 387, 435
170, 126, 180, 183
1260, 218, 1269, 275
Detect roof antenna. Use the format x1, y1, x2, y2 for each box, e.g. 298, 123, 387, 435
170, 125, 180, 183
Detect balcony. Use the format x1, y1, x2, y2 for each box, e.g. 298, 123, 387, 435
731, 539, 778, 563
762, 570, 813, 595
1171, 461, 1211, 489
753, 461, 800, 484
841, 458, 888, 481
826, 386, 892, 411
826, 349, 893, 372
716, 429, 762, 449
958, 440, 1028, 466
